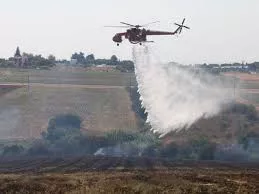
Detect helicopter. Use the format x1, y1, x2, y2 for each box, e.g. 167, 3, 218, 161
105, 19, 190, 46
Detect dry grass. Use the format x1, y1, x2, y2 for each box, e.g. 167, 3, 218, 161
0, 168, 258, 193
0, 69, 137, 86
0, 86, 138, 138
0, 69, 139, 138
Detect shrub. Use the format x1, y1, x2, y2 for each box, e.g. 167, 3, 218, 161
42, 114, 82, 143
214, 144, 249, 161
2, 145, 24, 156
79, 136, 110, 154
198, 143, 216, 160
142, 145, 159, 157
105, 130, 137, 145
27, 140, 50, 156
238, 131, 259, 150
128, 87, 147, 122
231, 103, 258, 121
190, 137, 216, 160
159, 142, 179, 159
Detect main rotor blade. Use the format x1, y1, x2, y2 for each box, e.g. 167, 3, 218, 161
182, 18, 186, 25
120, 22, 136, 27
104, 26, 129, 28
182, 25, 190, 29
142, 21, 160, 27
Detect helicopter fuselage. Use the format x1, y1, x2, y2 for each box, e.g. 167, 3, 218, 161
110, 19, 189, 45
113, 28, 147, 44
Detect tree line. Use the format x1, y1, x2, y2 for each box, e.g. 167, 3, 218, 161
0, 48, 135, 72
69, 52, 134, 72
0, 47, 56, 69
194, 62, 258, 71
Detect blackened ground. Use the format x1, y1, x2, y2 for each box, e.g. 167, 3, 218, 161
0, 156, 258, 173
0, 156, 258, 193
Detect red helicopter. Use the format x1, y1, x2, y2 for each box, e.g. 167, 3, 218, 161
106, 19, 189, 46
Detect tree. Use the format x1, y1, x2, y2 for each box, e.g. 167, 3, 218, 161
86, 54, 95, 61
71, 52, 86, 64
27, 140, 50, 156
110, 55, 118, 66
116, 60, 134, 72
159, 142, 178, 158
85, 54, 95, 65
48, 54, 56, 63
20, 53, 55, 68
42, 114, 82, 143
71, 52, 78, 60
191, 138, 216, 160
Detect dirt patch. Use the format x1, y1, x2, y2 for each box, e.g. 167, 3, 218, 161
224, 72, 259, 81
0, 85, 23, 96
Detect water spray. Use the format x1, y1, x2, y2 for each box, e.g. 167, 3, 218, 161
133, 45, 235, 136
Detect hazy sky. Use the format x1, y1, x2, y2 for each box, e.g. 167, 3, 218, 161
0, 0, 258, 64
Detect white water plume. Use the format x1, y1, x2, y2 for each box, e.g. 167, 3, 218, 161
133, 45, 235, 136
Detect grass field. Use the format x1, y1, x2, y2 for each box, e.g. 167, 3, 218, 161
0, 70, 259, 193
224, 72, 259, 109
1, 69, 259, 138
0, 68, 137, 86
0, 85, 138, 138
0, 68, 139, 138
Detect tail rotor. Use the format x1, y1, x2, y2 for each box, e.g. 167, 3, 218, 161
174, 18, 190, 34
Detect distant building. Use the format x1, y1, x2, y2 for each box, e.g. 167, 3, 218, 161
86, 65, 116, 72
70, 59, 78, 65
14, 47, 28, 68
14, 47, 23, 67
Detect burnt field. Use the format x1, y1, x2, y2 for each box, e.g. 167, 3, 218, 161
1, 156, 259, 173
0, 157, 258, 193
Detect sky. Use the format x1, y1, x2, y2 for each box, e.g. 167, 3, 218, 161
0, 0, 258, 64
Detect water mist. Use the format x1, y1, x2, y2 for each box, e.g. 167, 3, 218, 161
133, 45, 235, 136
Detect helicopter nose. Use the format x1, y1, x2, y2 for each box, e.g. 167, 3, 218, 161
113, 34, 122, 43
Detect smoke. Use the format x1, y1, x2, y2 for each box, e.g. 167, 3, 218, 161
0, 107, 20, 138
133, 45, 235, 136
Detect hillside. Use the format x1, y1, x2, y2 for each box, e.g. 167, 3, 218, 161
0, 68, 259, 144
0, 68, 139, 138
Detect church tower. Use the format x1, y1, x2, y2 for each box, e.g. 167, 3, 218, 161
14, 47, 23, 67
